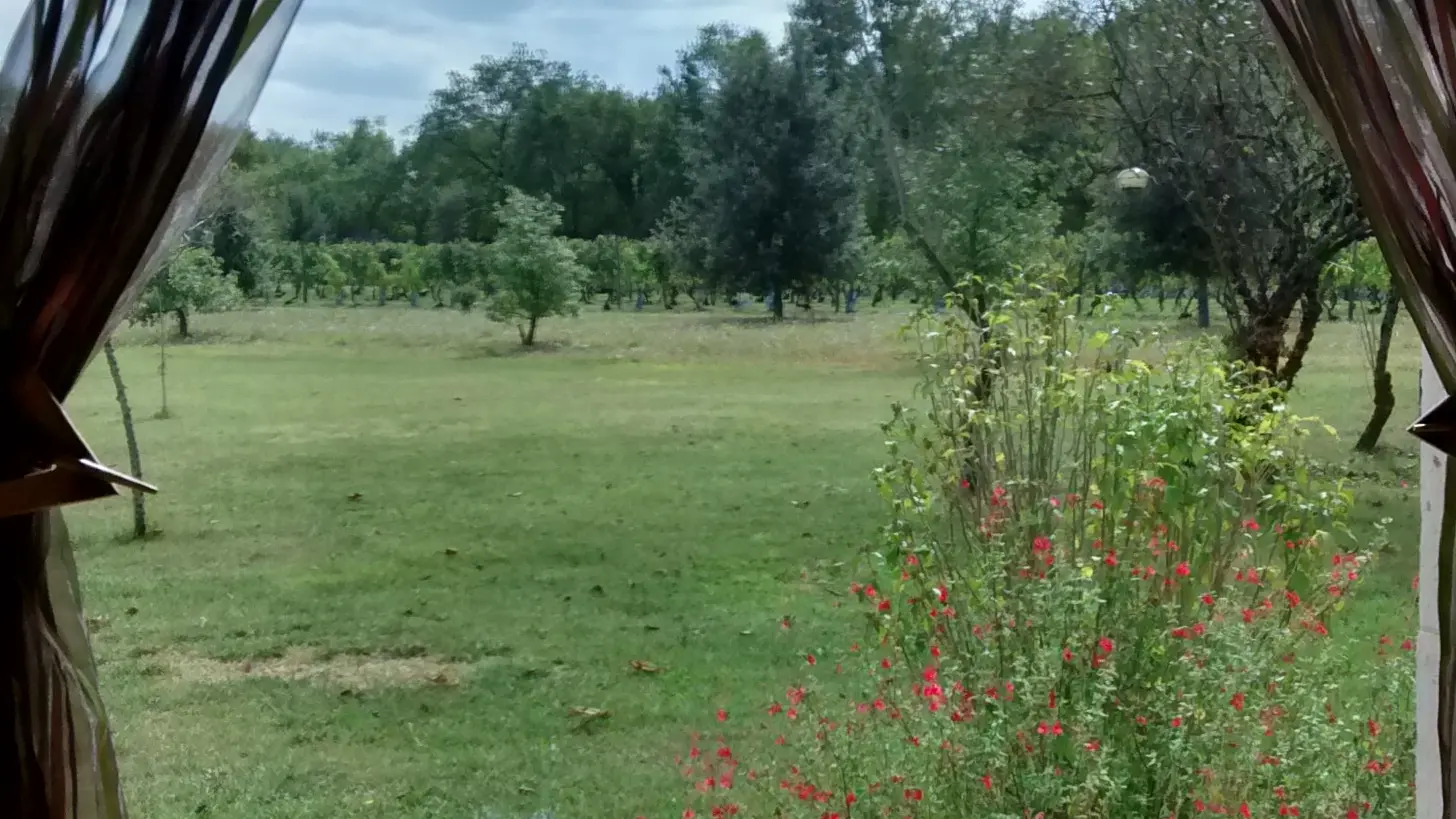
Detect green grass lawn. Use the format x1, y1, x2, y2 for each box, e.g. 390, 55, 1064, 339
61, 302, 1421, 819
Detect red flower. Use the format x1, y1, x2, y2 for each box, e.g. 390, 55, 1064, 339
877, 599, 891, 612
1048, 690, 1057, 709
1135, 715, 1148, 726
717, 746, 733, 759
1171, 627, 1190, 639
980, 774, 992, 791
1231, 692, 1246, 712
1174, 561, 1191, 577
1200, 593, 1215, 605
1170, 717, 1183, 728
1243, 519, 1260, 532
1052, 720, 1063, 736
1194, 800, 1206, 813
1401, 638, 1415, 651
806, 654, 816, 666
930, 645, 941, 658
684, 811, 695, 819
1033, 535, 1052, 552
881, 657, 892, 669
1368, 719, 1381, 737
1098, 636, 1114, 654
845, 793, 856, 807
1284, 590, 1301, 608
1192, 623, 1207, 637
1240, 803, 1251, 819
1084, 739, 1100, 751
717, 709, 728, 722
1062, 648, 1074, 663
903, 788, 922, 801
1242, 608, 1255, 623
1036, 721, 1049, 736
934, 586, 948, 603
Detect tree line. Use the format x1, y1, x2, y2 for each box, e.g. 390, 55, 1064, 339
155, 0, 1401, 438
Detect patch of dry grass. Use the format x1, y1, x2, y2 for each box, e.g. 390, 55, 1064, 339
159, 646, 471, 690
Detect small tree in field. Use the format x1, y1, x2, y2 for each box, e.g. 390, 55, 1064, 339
135, 245, 241, 339
485, 188, 584, 346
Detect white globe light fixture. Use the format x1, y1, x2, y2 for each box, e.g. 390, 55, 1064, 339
1115, 167, 1153, 190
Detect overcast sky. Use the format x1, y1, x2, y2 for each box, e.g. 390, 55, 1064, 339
0, 0, 793, 139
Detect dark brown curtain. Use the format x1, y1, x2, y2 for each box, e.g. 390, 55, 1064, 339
0, 2, 300, 817
1258, 1, 1456, 816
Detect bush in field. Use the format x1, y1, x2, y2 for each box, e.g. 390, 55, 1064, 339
485, 188, 584, 345
437, 240, 492, 308
577, 234, 648, 309
680, 279, 1415, 819
134, 246, 241, 338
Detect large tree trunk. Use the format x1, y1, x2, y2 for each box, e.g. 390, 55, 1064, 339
1233, 309, 1288, 378
103, 341, 147, 539
1195, 275, 1211, 328
174, 308, 189, 339
770, 289, 784, 320
520, 316, 539, 347
1355, 289, 1402, 452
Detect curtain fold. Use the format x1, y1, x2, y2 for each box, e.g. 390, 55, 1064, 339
0, 2, 300, 816
1258, 2, 1456, 816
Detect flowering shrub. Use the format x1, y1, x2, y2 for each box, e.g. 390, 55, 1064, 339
679, 280, 1414, 819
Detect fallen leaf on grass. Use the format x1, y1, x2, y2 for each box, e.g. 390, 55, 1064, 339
629, 660, 664, 674
347, 492, 363, 502
567, 706, 611, 732
443, 548, 459, 557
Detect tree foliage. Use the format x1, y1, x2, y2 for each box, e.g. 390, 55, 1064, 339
206, 0, 1368, 394
685, 31, 864, 318
133, 246, 242, 338
485, 188, 585, 345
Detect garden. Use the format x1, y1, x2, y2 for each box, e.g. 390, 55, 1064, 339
59, 0, 1427, 817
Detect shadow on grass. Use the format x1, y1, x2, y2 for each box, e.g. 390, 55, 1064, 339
455, 338, 572, 359
694, 311, 858, 328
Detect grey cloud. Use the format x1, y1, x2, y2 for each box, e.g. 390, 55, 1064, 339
0, 0, 792, 137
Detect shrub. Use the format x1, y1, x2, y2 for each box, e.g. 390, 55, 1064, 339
485, 188, 584, 345
679, 278, 1414, 819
